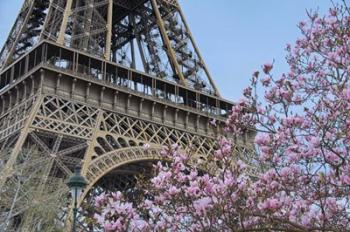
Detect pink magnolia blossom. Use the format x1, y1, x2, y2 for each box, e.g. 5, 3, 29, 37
209, 118, 217, 126
262, 63, 273, 74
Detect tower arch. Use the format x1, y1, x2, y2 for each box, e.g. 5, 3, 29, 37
83, 146, 163, 200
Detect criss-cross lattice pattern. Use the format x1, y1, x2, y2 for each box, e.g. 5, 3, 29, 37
32, 95, 217, 157
0, 95, 37, 142
100, 111, 217, 156
32, 96, 100, 139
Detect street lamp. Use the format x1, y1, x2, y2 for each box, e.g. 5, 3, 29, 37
67, 166, 87, 232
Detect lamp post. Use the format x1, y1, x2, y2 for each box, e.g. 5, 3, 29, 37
67, 166, 87, 232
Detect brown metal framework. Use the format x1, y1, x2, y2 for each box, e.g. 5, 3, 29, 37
0, 0, 221, 96
0, 1, 256, 231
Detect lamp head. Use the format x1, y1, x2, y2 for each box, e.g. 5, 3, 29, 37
67, 166, 87, 200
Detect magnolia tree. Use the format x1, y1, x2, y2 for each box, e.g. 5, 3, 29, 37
92, 2, 350, 231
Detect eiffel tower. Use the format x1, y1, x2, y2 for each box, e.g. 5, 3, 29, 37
0, 0, 255, 231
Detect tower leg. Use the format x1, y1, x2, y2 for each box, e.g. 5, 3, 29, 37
65, 110, 104, 230
0, 96, 42, 193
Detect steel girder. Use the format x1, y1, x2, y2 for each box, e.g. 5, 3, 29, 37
0, 0, 221, 96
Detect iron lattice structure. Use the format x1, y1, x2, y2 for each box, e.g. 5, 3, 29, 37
0, 0, 256, 231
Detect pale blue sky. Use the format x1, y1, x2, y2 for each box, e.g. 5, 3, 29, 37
0, 0, 336, 100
